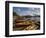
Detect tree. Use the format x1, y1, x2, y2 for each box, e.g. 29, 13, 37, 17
13, 12, 19, 16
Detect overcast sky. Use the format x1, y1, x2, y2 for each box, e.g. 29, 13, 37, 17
13, 7, 40, 16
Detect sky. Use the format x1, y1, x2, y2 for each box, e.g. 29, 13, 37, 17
13, 7, 40, 16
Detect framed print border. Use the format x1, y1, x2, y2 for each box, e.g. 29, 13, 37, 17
5, 1, 45, 37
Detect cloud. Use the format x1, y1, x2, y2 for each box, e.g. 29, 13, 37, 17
13, 7, 40, 16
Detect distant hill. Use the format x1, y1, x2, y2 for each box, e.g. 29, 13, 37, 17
22, 15, 32, 18
22, 15, 40, 18
13, 12, 40, 18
